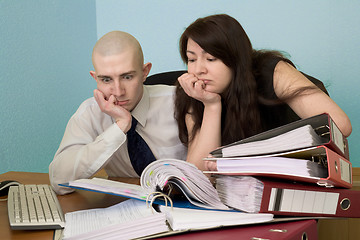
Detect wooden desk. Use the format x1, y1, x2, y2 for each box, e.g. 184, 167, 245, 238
1, 171, 360, 240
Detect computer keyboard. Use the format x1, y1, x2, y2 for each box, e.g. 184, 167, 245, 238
7, 184, 65, 230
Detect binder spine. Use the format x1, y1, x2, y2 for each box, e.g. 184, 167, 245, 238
322, 146, 352, 188
267, 187, 340, 216
314, 118, 347, 158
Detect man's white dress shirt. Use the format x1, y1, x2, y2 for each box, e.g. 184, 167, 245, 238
49, 85, 187, 194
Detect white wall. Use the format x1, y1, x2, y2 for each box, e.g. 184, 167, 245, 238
96, 0, 360, 165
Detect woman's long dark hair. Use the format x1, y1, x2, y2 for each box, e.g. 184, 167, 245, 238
174, 14, 304, 147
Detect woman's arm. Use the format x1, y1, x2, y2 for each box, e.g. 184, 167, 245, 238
273, 61, 352, 137
185, 102, 222, 170
178, 73, 222, 170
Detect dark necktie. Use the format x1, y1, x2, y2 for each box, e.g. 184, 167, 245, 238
127, 116, 156, 175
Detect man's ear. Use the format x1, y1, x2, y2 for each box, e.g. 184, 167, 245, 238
90, 71, 97, 81
142, 62, 152, 82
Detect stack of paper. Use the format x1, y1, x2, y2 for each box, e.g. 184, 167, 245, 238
211, 125, 322, 158
62, 198, 274, 239
215, 175, 360, 218
205, 114, 352, 188
215, 176, 265, 213
62, 199, 169, 240
213, 156, 328, 178
159, 204, 273, 231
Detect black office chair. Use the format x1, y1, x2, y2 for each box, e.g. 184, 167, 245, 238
144, 70, 186, 85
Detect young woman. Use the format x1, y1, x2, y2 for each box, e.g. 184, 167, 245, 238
174, 14, 352, 171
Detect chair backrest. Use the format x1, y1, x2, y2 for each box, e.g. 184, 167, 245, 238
144, 70, 186, 85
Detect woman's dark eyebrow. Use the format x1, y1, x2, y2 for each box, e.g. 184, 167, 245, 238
187, 50, 207, 55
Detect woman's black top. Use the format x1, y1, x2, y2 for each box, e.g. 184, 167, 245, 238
253, 56, 328, 132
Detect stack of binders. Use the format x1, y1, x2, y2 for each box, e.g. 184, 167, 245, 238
205, 113, 360, 218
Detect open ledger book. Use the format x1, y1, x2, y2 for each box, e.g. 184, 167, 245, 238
60, 160, 274, 239
61, 159, 229, 210
62, 199, 168, 240
62, 199, 273, 239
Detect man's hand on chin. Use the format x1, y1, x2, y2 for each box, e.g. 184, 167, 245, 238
94, 89, 132, 133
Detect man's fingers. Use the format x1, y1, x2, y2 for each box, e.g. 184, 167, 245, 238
94, 90, 115, 112
107, 95, 117, 105
93, 89, 106, 107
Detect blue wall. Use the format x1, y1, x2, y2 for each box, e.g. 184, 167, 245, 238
1, 0, 359, 175
0, 0, 97, 173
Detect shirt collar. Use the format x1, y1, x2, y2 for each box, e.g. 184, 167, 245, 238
131, 86, 149, 127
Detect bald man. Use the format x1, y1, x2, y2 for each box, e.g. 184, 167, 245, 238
49, 31, 186, 195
